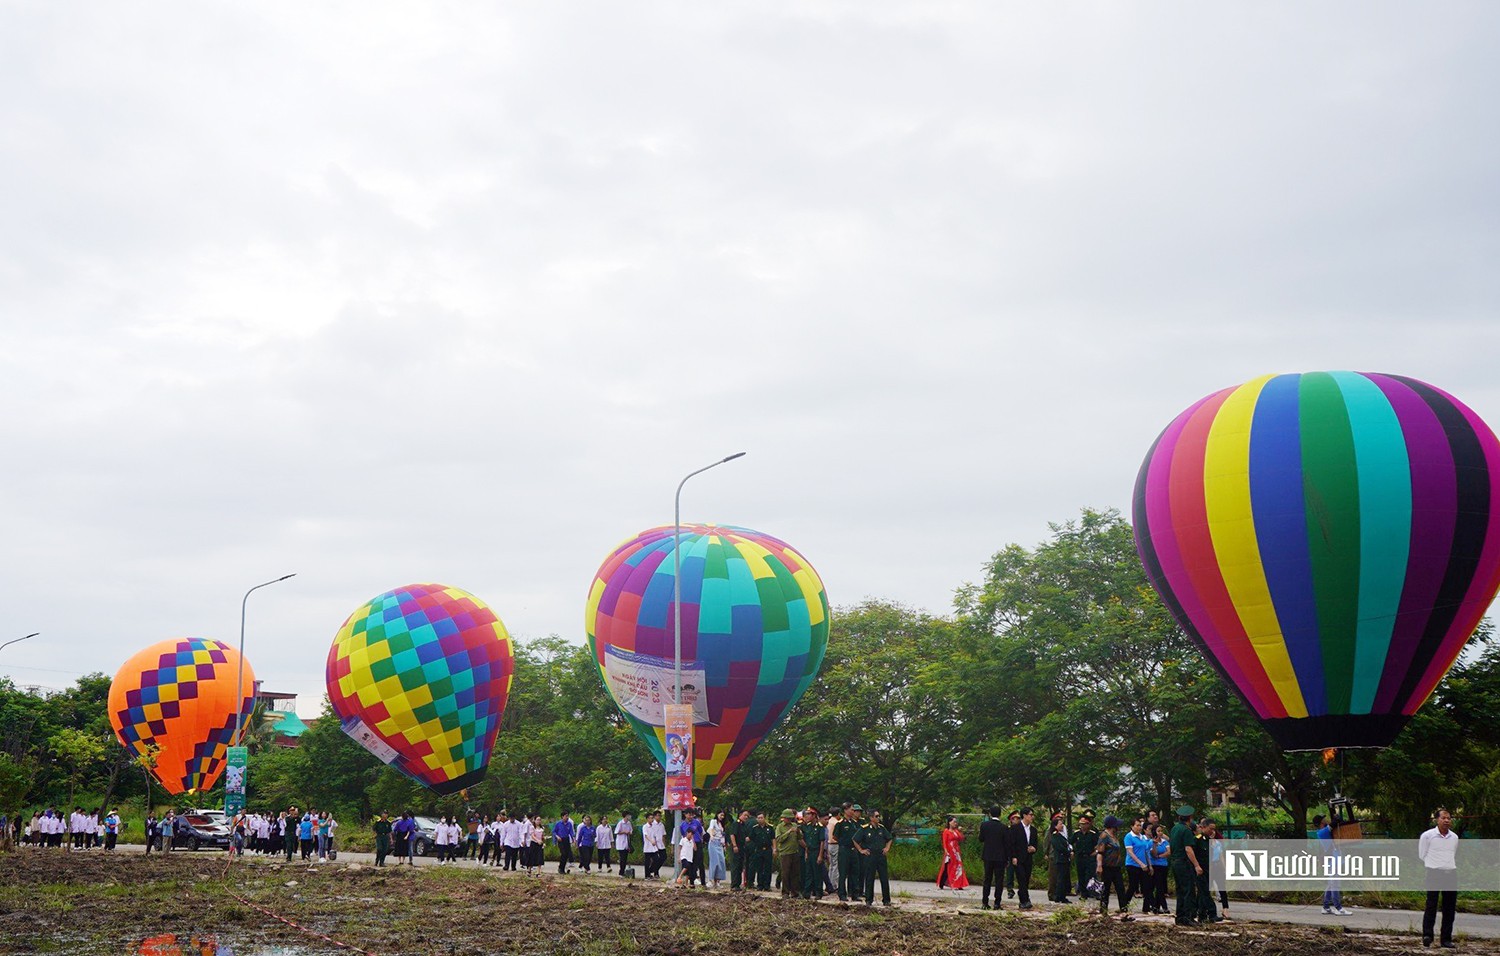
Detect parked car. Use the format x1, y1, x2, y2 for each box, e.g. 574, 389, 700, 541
412, 816, 443, 857
172, 814, 232, 850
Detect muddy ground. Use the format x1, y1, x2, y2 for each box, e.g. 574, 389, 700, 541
0, 851, 1483, 956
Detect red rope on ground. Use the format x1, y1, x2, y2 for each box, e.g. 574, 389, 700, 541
215, 847, 383, 956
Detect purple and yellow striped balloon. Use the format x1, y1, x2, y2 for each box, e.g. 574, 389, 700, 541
1133, 372, 1500, 750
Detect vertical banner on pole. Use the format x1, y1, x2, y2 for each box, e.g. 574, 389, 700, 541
224, 746, 248, 816
663, 703, 695, 810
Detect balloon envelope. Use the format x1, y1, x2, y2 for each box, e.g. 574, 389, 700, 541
1134, 371, 1500, 749
326, 583, 515, 795
108, 638, 254, 795
586, 524, 830, 788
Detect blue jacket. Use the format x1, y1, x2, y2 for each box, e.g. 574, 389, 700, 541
552, 819, 576, 842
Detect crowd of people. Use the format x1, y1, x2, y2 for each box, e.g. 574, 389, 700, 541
2, 798, 1467, 943
4, 807, 126, 850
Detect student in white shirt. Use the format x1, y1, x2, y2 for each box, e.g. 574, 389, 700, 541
641, 812, 666, 881
614, 812, 634, 876
596, 816, 613, 872
1419, 808, 1460, 948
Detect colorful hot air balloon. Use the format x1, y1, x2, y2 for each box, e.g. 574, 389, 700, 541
108, 638, 255, 795
326, 583, 515, 795
586, 524, 830, 788
1134, 372, 1500, 750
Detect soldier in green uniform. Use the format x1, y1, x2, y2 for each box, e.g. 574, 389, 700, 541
1169, 806, 1201, 925
748, 811, 776, 890
1071, 812, 1098, 900
729, 810, 754, 890
1194, 818, 1219, 922
800, 806, 827, 899
372, 812, 392, 867
834, 805, 864, 901
857, 810, 893, 907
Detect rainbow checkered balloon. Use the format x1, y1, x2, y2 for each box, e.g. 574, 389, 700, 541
108, 638, 255, 795
326, 583, 515, 795
586, 524, 830, 789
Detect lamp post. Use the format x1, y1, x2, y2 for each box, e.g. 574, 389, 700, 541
671, 451, 745, 877
233, 575, 296, 748
0, 632, 39, 655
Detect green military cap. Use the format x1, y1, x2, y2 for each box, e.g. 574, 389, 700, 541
781, 808, 796, 819
851, 804, 863, 811
1175, 805, 1195, 818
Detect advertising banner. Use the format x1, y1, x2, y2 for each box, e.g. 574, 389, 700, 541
603, 645, 710, 726
663, 702, 696, 810
223, 746, 248, 816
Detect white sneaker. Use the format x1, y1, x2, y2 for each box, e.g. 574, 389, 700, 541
1335, 907, 1351, 916
1322, 906, 1334, 915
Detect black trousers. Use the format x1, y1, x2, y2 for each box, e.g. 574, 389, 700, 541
1049, 858, 1072, 901
1014, 860, 1034, 906
1424, 891, 1457, 944
731, 845, 750, 889
1126, 866, 1148, 907
1150, 866, 1169, 911
579, 845, 594, 871
557, 838, 572, 872
616, 848, 630, 872
1098, 865, 1127, 911
982, 860, 1007, 905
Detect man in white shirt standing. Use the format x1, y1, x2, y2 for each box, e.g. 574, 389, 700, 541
641, 811, 666, 881
1419, 808, 1459, 949
614, 812, 634, 877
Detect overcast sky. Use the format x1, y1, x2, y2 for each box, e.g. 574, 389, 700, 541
2, 2, 1497, 714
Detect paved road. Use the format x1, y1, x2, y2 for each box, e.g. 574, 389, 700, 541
108, 843, 1500, 939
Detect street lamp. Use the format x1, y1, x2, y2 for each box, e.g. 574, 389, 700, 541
233, 575, 296, 747
671, 451, 745, 876
0, 632, 39, 655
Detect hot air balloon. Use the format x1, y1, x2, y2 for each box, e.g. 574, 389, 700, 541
108, 638, 255, 795
586, 524, 830, 789
326, 583, 515, 795
1134, 371, 1500, 750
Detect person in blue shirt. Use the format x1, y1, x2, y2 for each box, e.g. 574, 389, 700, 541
553, 812, 576, 874
676, 808, 706, 887
1124, 817, 1153, 910
577, 814, 596, 872
1315, 814, 1348, 916
1147, 824, 1171, 914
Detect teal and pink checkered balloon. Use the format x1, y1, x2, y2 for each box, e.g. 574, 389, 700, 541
586, 524, 830, 788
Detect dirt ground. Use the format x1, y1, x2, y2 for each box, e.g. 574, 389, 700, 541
0, 851, 1484, 956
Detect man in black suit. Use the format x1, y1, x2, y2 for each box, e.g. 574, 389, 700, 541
978, 806, 1010, 910
1008, 806, 1039, 909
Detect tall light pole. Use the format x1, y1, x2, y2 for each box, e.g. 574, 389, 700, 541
0, 632, 39, 655
671, 451, 744, 877
233, 575, 295, 747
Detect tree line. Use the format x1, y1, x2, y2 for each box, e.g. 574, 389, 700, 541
5, 508, 1498, 837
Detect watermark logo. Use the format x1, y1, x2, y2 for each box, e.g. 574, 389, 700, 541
1212, 839, 1493, 892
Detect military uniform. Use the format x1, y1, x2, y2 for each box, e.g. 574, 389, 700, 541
1193, 827, 1218, 922
1071, 824, 1099, 900
857, 819, 892, 906
800, 818, 826, 898
833, 816, 862, 901
730, 817, 754, 890
748, 820, 776, 890
1169, 810, 1199, 925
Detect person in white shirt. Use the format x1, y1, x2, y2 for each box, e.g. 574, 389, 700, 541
614, 812, 634, 876
1419, 808, 1460, 948
434, 815, 457, 864
596, 816, 613, 872
504, 814, 524, 871
641, 812, 666, 881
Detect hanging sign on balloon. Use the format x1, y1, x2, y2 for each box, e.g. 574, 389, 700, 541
602, 645, 710, 725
